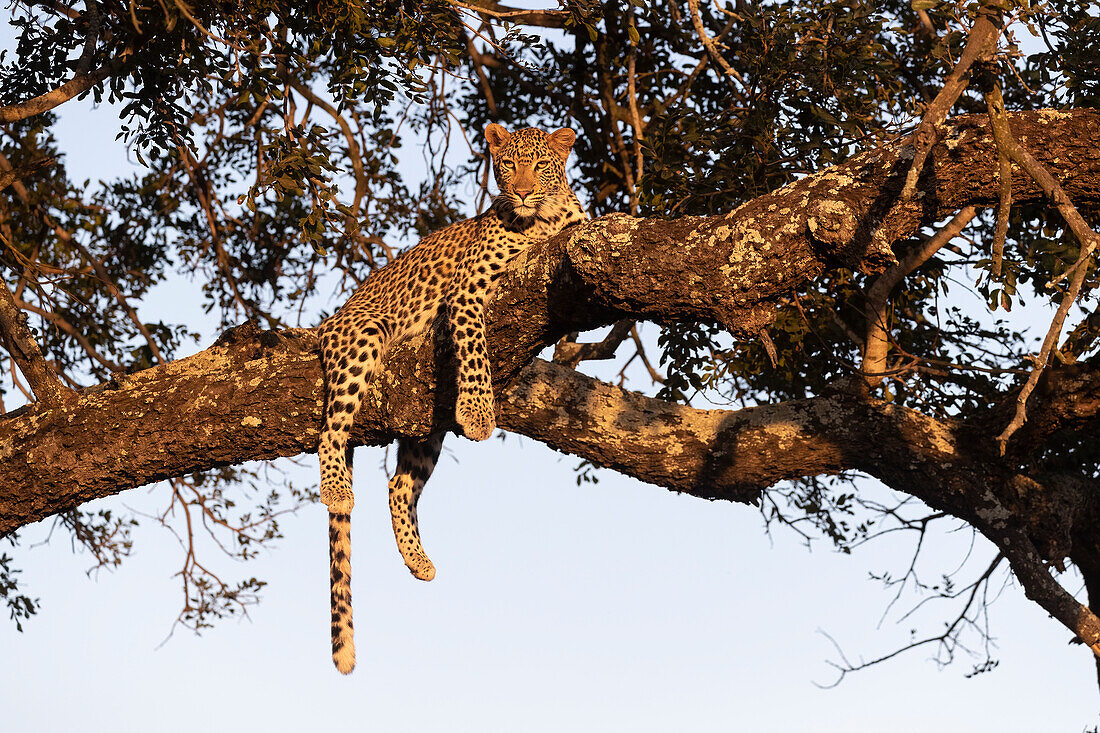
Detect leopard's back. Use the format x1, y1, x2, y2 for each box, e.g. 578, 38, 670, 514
321, 216, 476, 341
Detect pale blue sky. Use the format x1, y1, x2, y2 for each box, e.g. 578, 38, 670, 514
2, 11, 1098, 732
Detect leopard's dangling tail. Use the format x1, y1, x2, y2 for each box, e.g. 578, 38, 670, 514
320, 401, 362, 675
319, 395, 360, 674
389, 434, 445, 581
328, 510, 355, 674
317, 321, 387, 674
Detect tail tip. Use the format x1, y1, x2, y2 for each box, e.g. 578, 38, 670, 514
410, 561, 436, 582
333, 644, 356, 675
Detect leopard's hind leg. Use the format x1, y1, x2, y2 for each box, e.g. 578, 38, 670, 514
318, 319, 389, 513
389, 433, 445, 581
318, 317, 388, 674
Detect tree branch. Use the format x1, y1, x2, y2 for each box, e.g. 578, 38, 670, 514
2, 106, 1100, 672
863, 206, 977, 386
984, 90, 1100, 453
896, 1, 1004, 204
0, 1, 124, 124
0, 149, 166, 364
444, 0, 571, 28
552, 320, 634, 369
0, 156, 54, 193
0, 277, 73, 405
687, 0, 743, 90
0, 107, 1097, 520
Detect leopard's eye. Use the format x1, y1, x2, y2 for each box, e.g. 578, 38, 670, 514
500, 159, 516, 170
535, 160, 549, 170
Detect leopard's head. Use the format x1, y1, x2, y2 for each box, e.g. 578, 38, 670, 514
485, 124, 575, 219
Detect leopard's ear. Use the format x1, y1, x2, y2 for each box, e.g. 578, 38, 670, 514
547, 127, 576, 161
485, 123, 511, 157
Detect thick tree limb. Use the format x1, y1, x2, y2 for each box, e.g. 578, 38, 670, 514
2, 109, 1100, 651
2, 107, 1099, 530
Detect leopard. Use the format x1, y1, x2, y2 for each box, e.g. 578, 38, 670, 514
316, 122, 588, 674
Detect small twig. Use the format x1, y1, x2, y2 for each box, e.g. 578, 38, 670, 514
987, 94, 1012, 283
817, 553, 1003, 687
629, 325, 665, 385
863, 207, 977, 386
0, 156, 54, 193
687, 0, 744, 90
553, 320, 635, 369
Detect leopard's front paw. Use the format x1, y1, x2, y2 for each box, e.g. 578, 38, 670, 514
456, 395, 495, 441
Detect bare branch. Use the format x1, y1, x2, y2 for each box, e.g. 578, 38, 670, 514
0, 277, 73, 405
465, 35, 498, 119
984, 87, 1100, 452
0, 149, 166, 365
863, 207, 977, 386
553, 320, 634, 369
445, 0, 570, 28
687, 0, 744, 90
0, 156, 54, 193
896, 2, 1004, 204
627, 325, 664, 385
818, 554, 1004, 686
286, 79, 369, 217
13, 296, 121, 371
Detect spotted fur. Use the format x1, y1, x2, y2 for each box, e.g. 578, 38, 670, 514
316, 123, 588, 673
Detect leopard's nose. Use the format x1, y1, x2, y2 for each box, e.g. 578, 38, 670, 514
515, 188, 533, 201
